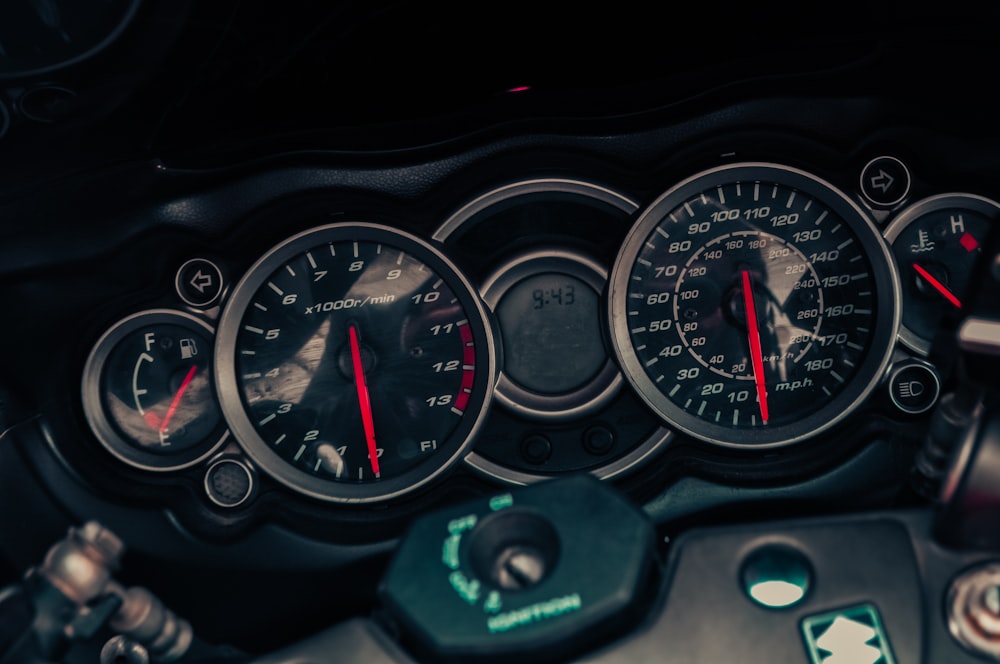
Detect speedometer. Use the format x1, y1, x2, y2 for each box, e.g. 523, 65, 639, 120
608, 163, 900, 448
215, 223, 496, 503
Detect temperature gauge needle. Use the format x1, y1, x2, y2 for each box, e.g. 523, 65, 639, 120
349, 325, 380, 477
158, 365, 198, 438
913, 263, 962, 309
741, 270, 770, 424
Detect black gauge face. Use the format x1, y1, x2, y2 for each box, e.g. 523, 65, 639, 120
82, 310, 229, 471
609, 163, 900, 448
884, 193, 998, 355
215, 223, 495, 503
495, 271, 604, 395
479, 247, 625, 425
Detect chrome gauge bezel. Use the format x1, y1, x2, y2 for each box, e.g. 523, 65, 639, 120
478, 247, 622, 422
81, 309, 230, 471
215, 222, 497, 504
434, 178, 675, 484
433, 178, 639, 241
608, 162, 902, 449
883, 192, 1000, 356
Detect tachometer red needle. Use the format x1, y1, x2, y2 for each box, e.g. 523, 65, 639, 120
349, 325, 380, 477
741, 270, 770, 424
913, 263, 962, 309
159, 365, 198, 434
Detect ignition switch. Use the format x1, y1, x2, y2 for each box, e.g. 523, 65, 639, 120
378, 474, 657, 663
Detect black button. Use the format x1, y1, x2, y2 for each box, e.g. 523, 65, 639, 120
205, 458, 254, 508
887, 362, 940, 414
860, 156, 911, 208
521, 434, 552, 464
583, 426, 615, 455
175, 258, 224, 307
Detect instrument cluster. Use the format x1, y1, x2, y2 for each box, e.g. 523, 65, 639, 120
74, 154, 998, 540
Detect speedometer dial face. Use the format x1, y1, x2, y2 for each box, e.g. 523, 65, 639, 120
215, 223, 496, 503
609, 163, 900, 448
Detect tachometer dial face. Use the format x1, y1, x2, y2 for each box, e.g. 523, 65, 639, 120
215, 223, 496, 503
883, 193, 999, 355
609, 163, 900, 448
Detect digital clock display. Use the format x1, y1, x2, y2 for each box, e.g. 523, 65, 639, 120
495, 273, 605, 394
532, 283, 576, 308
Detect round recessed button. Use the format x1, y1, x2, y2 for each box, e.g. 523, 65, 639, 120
204, 458, 254, 508
175, 258, 224, 308
520, 435, 552, 464
583, 426, 615, 455
887, 361, 940, 415
860, 156, 911, 209
741, 544, 812, 609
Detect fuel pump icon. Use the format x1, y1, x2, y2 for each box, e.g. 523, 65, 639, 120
179, 338, 198, 360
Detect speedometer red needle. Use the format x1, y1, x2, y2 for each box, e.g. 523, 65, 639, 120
349, 325, 380, 477
741, 270, 770, 424
913, 263, 962, 309
159, 365, 198, 434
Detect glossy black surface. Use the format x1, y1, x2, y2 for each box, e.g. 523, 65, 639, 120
1, 0, 999, 659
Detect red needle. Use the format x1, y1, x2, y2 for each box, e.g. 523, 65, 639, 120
741, 270, 770, 424
349, 325, 380, 477
159, 365, 198, 435
913, 263, 962, 309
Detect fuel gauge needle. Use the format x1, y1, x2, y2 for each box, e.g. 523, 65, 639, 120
741, 270, 770, 424
158, 365, 198, 439
349, 324, 380, 477
913, 263, 962, 309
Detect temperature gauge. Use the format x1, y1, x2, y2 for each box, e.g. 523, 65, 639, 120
884, 193, 999, 355
82, 310, 229, 471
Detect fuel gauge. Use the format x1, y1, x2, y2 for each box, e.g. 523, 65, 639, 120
884, 193, 999, 355
82, 310, 229, 471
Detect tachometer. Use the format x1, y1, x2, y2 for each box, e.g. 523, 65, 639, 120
215, 223, 496, 503
608, 163, 900, 448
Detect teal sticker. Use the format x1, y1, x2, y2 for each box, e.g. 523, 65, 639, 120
801, 604, 896, 664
